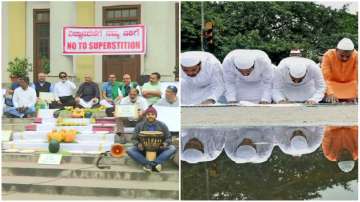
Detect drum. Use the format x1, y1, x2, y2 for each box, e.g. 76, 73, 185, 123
139, 131, 165, 161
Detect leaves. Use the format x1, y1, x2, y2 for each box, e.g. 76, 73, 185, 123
181, 2, 358, 63
7, 57, 32, 78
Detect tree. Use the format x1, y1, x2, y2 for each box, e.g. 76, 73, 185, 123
181, 2, 358, 64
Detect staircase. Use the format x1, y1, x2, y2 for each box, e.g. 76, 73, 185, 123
2, 118, 179, 200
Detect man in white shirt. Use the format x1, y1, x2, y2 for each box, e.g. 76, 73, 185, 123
5, 77, 37, 118
272, 56, 326, 104
222, 49, 274, 104
120, 88, 148, 118
53, 72, 77, 107
155, 85, 179, 107
181, 51, 225, 105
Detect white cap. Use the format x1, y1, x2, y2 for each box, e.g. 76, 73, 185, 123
290, 135, 308, 153
288, 63, 307, 78
290, 49, 301, 54
338, 161, 355, 173
234, 54, 255, 69
235, 145, 257, 160
181, 52, 201, 68
182, 148, 205, 164
337, 38, 354, 51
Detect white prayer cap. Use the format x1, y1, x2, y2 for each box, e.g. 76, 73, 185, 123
338, 161, 355, 173
290, 49, 301, 54
182, 149, 205, 164
181, 52, 201, 68
235, 145, 257, 160
288, 63, 307, 78
234, 54, 255, 69
290, 135, 308, 153
337, 38, 354, 51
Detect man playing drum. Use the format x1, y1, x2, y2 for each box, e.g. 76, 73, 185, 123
127, 106, 176, 172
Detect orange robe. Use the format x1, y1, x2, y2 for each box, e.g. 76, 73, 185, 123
322, 126, 358, 161
321, 49, 358, 99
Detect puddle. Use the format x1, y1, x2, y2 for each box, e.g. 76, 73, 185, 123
181, 126, 358, 200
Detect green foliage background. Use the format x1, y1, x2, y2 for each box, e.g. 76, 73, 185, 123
181, 2, 358, 64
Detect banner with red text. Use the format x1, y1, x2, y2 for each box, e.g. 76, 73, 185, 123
63, 25, 146, 55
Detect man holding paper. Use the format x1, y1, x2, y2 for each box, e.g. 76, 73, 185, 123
120, 88, 148, 118
127, 106, 176, 173
75, 74, 100, 108
31, 72, 60, 108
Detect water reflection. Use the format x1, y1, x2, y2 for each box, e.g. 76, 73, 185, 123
182, 128, 225, 164
181, 126, 358, 200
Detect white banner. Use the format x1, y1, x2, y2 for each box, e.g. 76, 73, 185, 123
63, 25, 146, 55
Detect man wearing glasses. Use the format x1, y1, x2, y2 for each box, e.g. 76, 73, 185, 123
53, 72, 76, 107
222, 49, 274, 104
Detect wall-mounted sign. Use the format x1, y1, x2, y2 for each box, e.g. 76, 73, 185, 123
63, 25, 146, 55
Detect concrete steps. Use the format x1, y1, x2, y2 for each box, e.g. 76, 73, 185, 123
2, 176, 178, 199
2, 153, 179, 200
3, 162, 178, 182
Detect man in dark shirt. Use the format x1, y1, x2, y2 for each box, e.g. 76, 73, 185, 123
75, 74, 100, 108
127, 106, 176, 172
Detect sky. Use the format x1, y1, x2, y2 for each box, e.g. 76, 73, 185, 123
315, 1, 358, 14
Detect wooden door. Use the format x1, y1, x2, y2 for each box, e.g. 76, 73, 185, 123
102, 5, 141, 82
33, 9, 50, 81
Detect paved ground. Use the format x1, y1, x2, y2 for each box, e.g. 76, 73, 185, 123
181, 105, 357, 128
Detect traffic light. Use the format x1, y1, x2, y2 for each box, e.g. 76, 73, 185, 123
203, 21, 214, 51
204, 21, 214, 44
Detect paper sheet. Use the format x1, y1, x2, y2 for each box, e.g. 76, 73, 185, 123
154, 106, 180, 132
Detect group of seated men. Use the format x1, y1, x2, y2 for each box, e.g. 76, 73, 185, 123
181, 38, 358, 105
3, 71, 179, 118
2, 72, 179, 173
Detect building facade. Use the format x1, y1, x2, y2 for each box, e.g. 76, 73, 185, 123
2, 1, 179, 83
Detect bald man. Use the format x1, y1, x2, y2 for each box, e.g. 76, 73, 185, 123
119, 74, 140, 98
31, 73, 54, 97
75, 74, 100, 108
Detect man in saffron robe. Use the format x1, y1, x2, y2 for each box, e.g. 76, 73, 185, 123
321, 38, 358, 103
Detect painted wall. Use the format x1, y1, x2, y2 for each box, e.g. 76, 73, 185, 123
75, 2, 95, 82
142, 2, 176, 81
2, 2, 26, 83
2, 1, 177, 84
50, 2, 76, 81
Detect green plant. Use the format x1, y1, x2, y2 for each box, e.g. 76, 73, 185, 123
41, 55, 50, 74
7, 57, 32, 78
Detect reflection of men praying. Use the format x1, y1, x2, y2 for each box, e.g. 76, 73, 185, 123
322, 126, 358, 173
181, 128, 225, 164
224, 127, 274, 163
275, 126, 324, 157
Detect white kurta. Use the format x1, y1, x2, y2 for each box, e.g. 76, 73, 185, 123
272, 57, 326, 103
274, 126, 324, 156
224, 127, 275, 163
12, 86, 37, 108
222, 49, 274, 103
181, 51, 225, 105
181, 128, 225, 163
